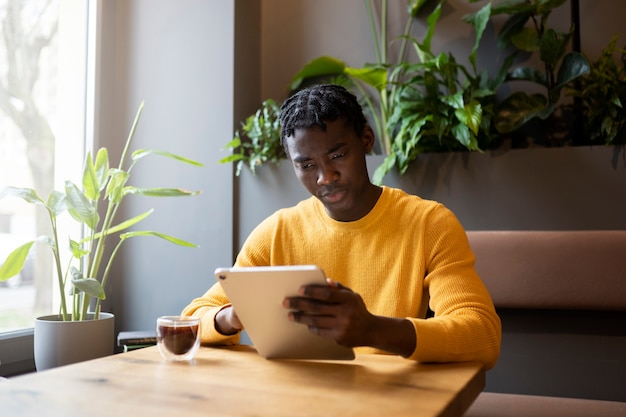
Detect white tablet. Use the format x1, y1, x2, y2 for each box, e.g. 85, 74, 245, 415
214, 265, 355, 360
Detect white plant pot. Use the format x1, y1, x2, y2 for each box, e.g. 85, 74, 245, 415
34, 313, 115, 371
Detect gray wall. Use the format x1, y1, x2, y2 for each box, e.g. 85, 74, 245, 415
97, 0, 235, 333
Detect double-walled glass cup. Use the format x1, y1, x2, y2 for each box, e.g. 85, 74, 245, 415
156, 316, 201, 361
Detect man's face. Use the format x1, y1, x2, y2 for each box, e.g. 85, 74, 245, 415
284, 119, 375, 222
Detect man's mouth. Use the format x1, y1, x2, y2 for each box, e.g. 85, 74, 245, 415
321, 188, 346, 204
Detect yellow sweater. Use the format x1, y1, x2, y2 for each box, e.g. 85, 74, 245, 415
182, 186, 501, 369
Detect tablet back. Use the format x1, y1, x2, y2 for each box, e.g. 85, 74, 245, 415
214, 265, 355, 360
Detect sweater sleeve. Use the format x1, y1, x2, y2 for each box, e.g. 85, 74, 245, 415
406, 205, 502, 369
179, 214, 277, 344
180, 284, 241, 345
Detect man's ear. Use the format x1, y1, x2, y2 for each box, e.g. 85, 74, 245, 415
362, 125, 376, 153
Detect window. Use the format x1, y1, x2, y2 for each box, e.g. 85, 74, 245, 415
0, 0, 91, 353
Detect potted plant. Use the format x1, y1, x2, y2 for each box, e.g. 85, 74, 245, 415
0, 101, 203, 370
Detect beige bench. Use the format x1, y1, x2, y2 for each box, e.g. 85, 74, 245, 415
463, 231, 626, 417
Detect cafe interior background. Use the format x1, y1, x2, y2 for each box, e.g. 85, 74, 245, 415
1, 0, 625, 404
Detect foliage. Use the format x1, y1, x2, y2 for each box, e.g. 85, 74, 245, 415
477, 0, 590, 144
220, 0, 617, 182
373, 1, 508, 183
567, 35, 626, 145
290, 0, 426, 156
0, 102, 203, 321
219, 99, 284, 176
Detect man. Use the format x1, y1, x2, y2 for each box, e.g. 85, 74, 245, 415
183, 84, 501, 368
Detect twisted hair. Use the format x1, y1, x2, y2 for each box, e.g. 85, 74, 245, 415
279, 84, 368, 149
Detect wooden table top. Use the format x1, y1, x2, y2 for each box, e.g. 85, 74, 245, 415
0, 345, 485, 417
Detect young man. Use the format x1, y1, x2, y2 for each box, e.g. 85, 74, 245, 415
183, 84, 501, 369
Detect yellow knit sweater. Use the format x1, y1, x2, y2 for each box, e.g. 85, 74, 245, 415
182, 186, 501, 369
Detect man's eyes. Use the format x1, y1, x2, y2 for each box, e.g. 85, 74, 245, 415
297, 153, 345, 170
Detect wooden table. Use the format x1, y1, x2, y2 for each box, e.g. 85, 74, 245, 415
0, 345, 485, 417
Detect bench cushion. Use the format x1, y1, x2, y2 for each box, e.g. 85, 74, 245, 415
464, 392, 626, 417
467, 231, 626, 310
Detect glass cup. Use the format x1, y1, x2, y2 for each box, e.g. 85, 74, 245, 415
156, 316, 201, 361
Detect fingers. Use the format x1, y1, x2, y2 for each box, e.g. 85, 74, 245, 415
296, 280, 351, 302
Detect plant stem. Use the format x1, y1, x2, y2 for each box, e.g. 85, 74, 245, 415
49, 210, 68, 320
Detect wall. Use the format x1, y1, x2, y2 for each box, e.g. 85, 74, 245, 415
97, 0, 235, 333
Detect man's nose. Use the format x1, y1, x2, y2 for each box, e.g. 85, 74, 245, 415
317, 164, 339, 185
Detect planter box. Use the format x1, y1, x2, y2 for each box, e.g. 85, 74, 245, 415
237, 145, 626, 248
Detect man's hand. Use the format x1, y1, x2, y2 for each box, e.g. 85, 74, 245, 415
283, 278, 372, 347
283, 278, 416, 357
215, 305, 243, 335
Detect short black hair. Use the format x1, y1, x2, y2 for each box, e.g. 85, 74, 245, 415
279, 84, 368, 149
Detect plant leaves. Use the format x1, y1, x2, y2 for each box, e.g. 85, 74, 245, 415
495, 92, 548, 133
0, 241, 35, 281
72, 278, 106, 299
290, 56, 346, 91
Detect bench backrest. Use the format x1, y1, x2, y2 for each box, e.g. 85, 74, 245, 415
466, 230, 626, 311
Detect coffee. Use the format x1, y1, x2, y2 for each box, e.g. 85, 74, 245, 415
158, 324, 199, 355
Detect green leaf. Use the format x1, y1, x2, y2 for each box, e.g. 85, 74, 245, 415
509, 67, 547, 86
82, 152, 100, 201
131, 149, 204, 167
72, 278, 106, 299
290, 56, 347, 90
496, 12, 529, 49
344, 66, 387, 90
455, 101, 483, 135
442, 92, 464, 110
123, 187, 201, 197
218, 153, 244, 164
120, 230, 199, 248
463, 2, 491, 70
511, 27, 540, 52
407, 0, 432, 17
539, 28, 569, 67
495, 92, 548, 133
106, 168, 129, 204
70, 239, 90, 259
372, 153, 397, 186
421, 2, 442, 56
0, 241, 35, 281
47, 190, 70, 217
94, 148, 110, 191
0, 186, 45, 205
555, 52, 590, 89
88, 210, 153, 241
65, 181, 99, 230
452, 123, 472, 148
